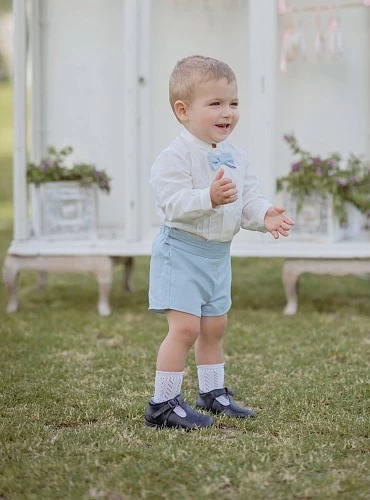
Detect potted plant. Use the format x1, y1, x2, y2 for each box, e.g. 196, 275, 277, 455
27, 146, 111, 239
276, 134, 370, 241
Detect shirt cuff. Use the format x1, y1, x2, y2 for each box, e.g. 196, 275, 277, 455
258, 203, 273, 232
200, 187, 214, 212
242, 202, 272, 232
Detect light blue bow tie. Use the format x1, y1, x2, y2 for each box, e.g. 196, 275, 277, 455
207, 151, 236, 170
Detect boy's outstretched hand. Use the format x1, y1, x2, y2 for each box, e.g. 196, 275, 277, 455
264, 205, 295, 239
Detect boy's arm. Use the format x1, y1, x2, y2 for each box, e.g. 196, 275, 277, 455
240, 153, 272, 232
150, 150, 215, 223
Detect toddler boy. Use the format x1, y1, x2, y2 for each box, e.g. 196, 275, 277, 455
145, 55, 294, 430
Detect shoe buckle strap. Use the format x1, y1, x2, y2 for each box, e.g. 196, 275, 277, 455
152, 398, 179, 419
210, 388, 227, 398
208, 387, 233, 399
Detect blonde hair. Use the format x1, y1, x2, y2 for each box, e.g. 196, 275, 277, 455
169, 55, 236, 116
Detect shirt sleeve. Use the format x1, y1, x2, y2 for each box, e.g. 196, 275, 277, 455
150, 149, 215, 223
240, 152, 272, 232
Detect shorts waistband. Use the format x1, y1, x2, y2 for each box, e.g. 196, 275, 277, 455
161, 226, 231, 258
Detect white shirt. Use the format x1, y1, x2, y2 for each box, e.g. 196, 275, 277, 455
150, 128, 272, 242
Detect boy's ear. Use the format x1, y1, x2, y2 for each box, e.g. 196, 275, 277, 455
173, 100, 189, 123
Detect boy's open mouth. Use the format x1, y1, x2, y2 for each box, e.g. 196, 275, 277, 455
216, 124, 230, 129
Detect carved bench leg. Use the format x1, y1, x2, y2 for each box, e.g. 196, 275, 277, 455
123, 257, 135, 293
2, 255, 20, 313
93, 257, 113, 316
38, 271, 48, 290
282, 260, 301, 316
112, 256, 135, 293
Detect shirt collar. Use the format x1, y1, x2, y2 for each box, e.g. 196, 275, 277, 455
180, 128, 224, 151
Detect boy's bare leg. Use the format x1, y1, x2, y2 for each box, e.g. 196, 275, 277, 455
156, 310, 200, 371
194, 314, 227, 365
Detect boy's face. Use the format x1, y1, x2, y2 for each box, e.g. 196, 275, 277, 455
175, 78, 239, 145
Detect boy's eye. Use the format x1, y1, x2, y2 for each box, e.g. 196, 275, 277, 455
231, 102, 239, 107
210, 101, 220, 106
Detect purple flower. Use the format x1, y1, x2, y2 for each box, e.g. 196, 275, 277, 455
316, 167, 324, 176
291, 162, 301, 172
284, 134, 294, 144
40, 159, 52, 171
337, 177, 348, 187
327, 160, 336, 169
312, 156, 321, 166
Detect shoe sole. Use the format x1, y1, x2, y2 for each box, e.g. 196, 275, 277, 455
196, 405, 255, 418
144, 418, 212, 431
144, 418, 186, 430
144, 418, 161, 429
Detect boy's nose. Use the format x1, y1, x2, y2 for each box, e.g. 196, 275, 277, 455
221, 106, 232, 117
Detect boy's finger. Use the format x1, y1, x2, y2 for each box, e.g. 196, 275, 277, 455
273, 205, 286, 214
219, 178, 234, 187
214, 168, 224, 181
278, 228, 289, 237
225, 195, 238, 204
223, 188, 238, 198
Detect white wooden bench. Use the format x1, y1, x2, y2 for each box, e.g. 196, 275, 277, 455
233, 236, 370, 315
4, 233, 370, 316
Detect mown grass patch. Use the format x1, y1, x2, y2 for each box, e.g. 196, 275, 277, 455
1, 250, 369, 499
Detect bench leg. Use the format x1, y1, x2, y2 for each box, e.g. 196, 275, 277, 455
38, 271, 48, 290
2, 255, 20, 313
112, 256, 135, 293
123, 257, 135, 293
282, 260, 300, 315
94, 257, 113, 316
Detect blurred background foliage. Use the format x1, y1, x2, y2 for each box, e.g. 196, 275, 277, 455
0, 0, 11, 14
0, 0, 11, 80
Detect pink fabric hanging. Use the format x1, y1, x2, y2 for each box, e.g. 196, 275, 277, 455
328, 15, 338, 57
280, 28, 292, 72
278, 0, 288, 14
315, 12, 325, 58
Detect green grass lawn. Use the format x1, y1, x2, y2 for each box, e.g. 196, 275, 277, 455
1, 82, 370, 499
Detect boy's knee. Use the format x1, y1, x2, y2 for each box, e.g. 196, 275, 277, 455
171, 324, 200, 347
218, 315, 228, 331
201, 315, 228, 340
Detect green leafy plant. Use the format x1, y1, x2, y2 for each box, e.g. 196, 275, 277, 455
27, 146, 111, 194
276, 134, 370, 224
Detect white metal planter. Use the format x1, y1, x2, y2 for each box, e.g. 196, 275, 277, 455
30, 181, 98, 239
282, 192, 363, 242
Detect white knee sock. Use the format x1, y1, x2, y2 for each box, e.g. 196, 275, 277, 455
197, 363, 230, 406
152, 370, 186, 417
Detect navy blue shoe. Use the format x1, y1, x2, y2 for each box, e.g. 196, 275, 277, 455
196, 388, 256, 418
145, 395, 213, 430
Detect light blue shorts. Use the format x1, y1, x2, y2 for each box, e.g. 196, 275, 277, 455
148, 226, 232, 317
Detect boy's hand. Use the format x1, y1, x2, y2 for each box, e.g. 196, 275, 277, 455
264, 205, 295, 239
210, 168, 238, 208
